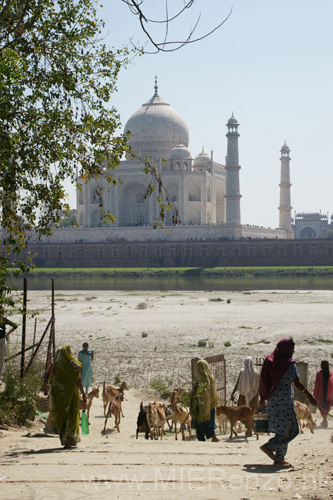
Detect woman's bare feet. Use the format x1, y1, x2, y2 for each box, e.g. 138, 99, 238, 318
273, 460, 292, 467
260, 444, 277, 462
212, 435, 219, 442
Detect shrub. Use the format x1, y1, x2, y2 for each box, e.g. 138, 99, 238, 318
150, 378, 172, 399
224, 341, 231, 347
141, 331, 148, 338
136, 302, 148, 310
197, 339, 207, 348
0, 359, 43, 427
227, 299, 231, 304
113, 374, 121, 385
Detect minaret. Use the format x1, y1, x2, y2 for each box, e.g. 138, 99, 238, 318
225, 114, 241, 225
279, 142, 292, 231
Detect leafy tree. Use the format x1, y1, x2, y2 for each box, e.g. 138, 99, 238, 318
0, 0, 131, 303
57, 209, 77, 228
0, 0, 229, 306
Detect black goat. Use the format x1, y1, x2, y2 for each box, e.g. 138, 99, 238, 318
136, 402, 150, 439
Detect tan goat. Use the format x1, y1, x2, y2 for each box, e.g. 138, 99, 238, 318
294, 400, 316, 434
147, 401, 167, 440
216, 412, 227, 435
102, 381, 129, 416
103, 393, 124, 433
166, 403, 192, 441
80, 386, 99, 424
216, 404, 258, 440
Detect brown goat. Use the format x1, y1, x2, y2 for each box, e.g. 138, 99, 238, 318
147, 401, 166, 440
294, 400, 316, 434
216, 404, 258, 440
80, 386, 99, 424
103, 393, 124, 433
102, 381, 129, 416
166, 403, 192, 441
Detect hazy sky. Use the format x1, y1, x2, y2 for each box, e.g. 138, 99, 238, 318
69, 1, 333, 229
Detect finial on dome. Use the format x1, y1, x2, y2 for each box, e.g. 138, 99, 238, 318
154, 75, 158, 96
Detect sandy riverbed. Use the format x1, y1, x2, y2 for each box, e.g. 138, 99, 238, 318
0, 289, 332, 499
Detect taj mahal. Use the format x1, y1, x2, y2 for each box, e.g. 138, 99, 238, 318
51, 79, 295, 244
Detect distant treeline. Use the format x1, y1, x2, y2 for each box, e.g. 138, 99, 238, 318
17, 266, 333, 279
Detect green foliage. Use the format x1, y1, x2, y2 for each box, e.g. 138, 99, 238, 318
0, 0, 131, 301
56, 209, 78, 228
0, 360, 43, 427
150, 378, 172, 399
227, 299, 231, 304
209, 297, 224, 302
113, 374, 121, 385
197, 339, 207, 348
247, 339, 270, 346
141, 331, 148, 338
224, 341, 231, 347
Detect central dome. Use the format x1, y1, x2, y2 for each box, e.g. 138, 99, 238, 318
124, 81, 189, 164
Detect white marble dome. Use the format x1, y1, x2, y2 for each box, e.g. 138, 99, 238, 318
193, 150, 211, 169
169, 144, 192, 160
124, 82, 189, 163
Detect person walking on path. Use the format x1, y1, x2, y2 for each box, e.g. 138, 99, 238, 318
231, 356, 260, 408
0, 306, 18, 385
49, 346, 87, 448
313, 360, 333, 428
78, 342, 94, 394
191, 359, 219, 442
259, 337, 317, 467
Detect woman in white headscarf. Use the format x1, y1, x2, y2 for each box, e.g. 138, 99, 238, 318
231, 356, 260, 408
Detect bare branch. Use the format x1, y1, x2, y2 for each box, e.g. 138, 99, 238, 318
121, 0, 233, 53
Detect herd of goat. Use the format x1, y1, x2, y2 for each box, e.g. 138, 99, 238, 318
79, 382, 317, 440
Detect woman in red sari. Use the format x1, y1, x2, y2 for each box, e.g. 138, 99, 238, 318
313, 360, 333, 428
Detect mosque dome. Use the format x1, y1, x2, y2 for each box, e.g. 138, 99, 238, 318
169, 144, 192, 160
227, 114, 238, 126
281, 142, 290, 152
193, 149, 211, 169
124, 79, 189, 163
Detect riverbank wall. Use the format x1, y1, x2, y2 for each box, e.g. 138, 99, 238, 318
22, 238, 333, 267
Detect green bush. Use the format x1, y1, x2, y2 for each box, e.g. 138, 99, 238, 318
197, 339, 207, 348
224, 341, 231, 347
150, 378, 172, 399
0, 360, 43, 427
141, 331, 148, 338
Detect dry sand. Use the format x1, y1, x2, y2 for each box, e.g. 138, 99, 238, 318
0, 289, 333, 499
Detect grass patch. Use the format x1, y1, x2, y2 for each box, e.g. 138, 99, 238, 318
197, 339, 207, 348
247, 339, 270, 346
209, 298, 224, 302
22, 266, 333, 278
316, 338, 333, 344
141, 331, 148, 338
224, 341, 231, 347
239, 326, 253, 329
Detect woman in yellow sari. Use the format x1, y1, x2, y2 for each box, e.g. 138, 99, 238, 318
191, 359, 219, 442
49, 346, 87, 448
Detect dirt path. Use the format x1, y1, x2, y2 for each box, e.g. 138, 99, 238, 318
1, 388, 332, 500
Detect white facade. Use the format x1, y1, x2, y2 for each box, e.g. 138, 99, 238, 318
74, 80, 294, 241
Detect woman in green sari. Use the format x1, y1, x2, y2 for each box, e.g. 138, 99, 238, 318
49, 346, 87, 448
191, 359, 219, 442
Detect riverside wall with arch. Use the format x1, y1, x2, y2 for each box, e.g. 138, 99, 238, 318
23, 238, 333, 268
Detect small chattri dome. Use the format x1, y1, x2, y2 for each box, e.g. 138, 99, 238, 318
169, 144, 192, 160
227, 113, 238, 126
193, 149, 211, 168
281, 142, 290, 152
